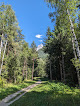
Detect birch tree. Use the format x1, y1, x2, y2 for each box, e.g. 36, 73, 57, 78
45, 0, 80, 87
0, 3, 21, 75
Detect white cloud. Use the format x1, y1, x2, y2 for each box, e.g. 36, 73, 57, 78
35, 34, 43, 38
39, 40, 43, 42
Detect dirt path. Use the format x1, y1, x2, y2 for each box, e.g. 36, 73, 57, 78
0, 81, 41, 106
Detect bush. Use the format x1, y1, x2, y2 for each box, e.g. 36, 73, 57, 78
16, 75, 23, 84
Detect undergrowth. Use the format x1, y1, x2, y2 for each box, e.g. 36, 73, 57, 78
10, 80, 80, 106
0, 80, 36, 101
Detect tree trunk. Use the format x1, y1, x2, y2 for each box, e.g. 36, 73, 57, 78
63, 0, 80, 61
0, 33, 3, 59
32, 59, 34, 80
7, 44, 9, 56
77, 71, 80, 88
23, 60, 26, 80
50, 58, 52, 80
0, 40, 7, 75
15, 78, 16, 83
64, 0, 80, 87
72, 37, 80, 88
62, 54, 65, 82
23, 68, 25, 81
67, 9, 80, 61
59, 57, 63, 81
26, 63, 27, 80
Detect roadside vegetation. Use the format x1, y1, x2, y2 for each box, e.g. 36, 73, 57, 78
10, 80, 80, 106
0, 80, 36, 101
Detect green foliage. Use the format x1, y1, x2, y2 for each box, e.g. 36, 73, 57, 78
0, 80, 36, 100
43, 0, 80, 86
0, 3, 39, 83
35, 58, 46, 77
38, 49, 48, 60
10, 80, 80, 106
16, 75, 23, 84
71, 58, 80, 70
31, 41, 37, 53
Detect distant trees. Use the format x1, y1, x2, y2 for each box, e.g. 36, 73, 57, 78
35, 58, 46, 77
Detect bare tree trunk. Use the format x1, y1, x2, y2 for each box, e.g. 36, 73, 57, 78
32, 59, 34, 80
62, 54, 65, 82
7, 44, 9, 56
77, 71, 80, 88
15, 78, 16, 83
59, 57, 63, 81
13, 48, 16, 83
72, 38, 80, 88
67, 10, 80, 60
23, 69, 24, 80
0, 33, 3, 59
0, 40, 7, 75
50, 58, 52, 80
23, 60, 26, 80
26, 63, 27, 80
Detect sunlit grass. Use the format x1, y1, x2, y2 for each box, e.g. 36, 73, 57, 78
10, 80, 80, 106
0, 80, 36, 101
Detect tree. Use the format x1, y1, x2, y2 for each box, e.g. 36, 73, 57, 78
0, 3, 25, 83
45, 0, 80, 87
21, 41, 29, 81
0, 3, 23, 76
31, 41, 38, 80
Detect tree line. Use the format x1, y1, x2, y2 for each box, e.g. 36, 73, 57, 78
0, 3, 46, 85
44, 0, 80, 87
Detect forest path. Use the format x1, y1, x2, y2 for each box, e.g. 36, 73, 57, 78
0, 81, 41, 106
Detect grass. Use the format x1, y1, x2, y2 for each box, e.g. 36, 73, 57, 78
33, 77, 48, 81
0, 80, 36, 101
10, 80, 80, 106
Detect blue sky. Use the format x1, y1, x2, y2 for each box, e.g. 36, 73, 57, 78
0, 0, 55, 46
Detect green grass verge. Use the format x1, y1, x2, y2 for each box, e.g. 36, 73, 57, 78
10, 80, 80, 106
0, 80, 36, 101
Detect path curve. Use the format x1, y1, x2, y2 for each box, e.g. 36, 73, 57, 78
0, 81, 41, 106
